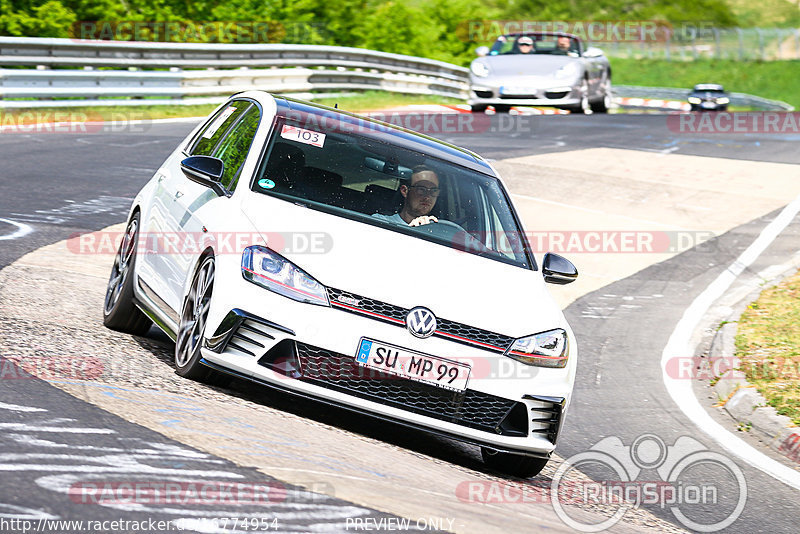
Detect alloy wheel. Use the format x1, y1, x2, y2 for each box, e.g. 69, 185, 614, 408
176, 257, 215, 368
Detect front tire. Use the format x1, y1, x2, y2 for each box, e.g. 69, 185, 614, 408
103, 212, 152, 336
175, 255, 216, 382
591, 75, 612, 113
481, 447, 549, 478
570, 79, 593, 115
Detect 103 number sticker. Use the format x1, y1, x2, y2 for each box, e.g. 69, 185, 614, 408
280, 124, 326, 148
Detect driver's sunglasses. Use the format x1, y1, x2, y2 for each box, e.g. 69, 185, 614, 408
519, 43, 532, 47
408, 185, 440, 197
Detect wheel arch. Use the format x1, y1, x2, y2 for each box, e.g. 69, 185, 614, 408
179, 246, 217, 305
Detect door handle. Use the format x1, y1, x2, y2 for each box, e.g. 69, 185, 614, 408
174, 191, 183, 200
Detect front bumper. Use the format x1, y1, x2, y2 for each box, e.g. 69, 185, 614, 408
200, 270, 577, 457
468, 84, 581, 108
690, 102, 728, 111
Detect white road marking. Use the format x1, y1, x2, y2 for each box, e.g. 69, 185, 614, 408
0, 503, 58, 519
0, 402, 46, 412
0, 218, 33, 240
660, 192, 800, 491
9, 196, 130, 225
0, 423, 115, 433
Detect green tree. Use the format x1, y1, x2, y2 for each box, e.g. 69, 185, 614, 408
0, 0, 76, 37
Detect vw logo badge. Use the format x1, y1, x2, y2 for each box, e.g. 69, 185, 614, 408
406, 307, 437, 339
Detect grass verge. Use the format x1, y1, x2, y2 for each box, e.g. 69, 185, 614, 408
735, 269, 800, 425
0, 92, 463, 124
613, 58, 800, 109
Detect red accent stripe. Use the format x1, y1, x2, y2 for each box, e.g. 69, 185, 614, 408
332, 301, 405, 324
332, 299, 507, 352
508, 350, 565, 360
243, 267, 327, 304
435, 330, 503, 351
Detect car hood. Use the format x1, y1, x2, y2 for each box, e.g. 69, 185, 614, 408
241, 194, 566, 338
477, 54, 577, 78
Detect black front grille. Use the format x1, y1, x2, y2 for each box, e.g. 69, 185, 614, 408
295, 342, 524, 435
326, 287, 514, 353
545, 90, 569, 100
500, 93, 538, 99
327, 287, 406, 326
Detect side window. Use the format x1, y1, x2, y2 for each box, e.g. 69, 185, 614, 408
190, 100, 251, 156
212, 105, 261, 190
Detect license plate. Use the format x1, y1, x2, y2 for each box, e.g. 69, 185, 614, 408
500, 86, 535, 95
702, 101, 715, 108
355, 338, 471, 392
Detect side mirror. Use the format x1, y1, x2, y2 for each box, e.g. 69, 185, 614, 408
475, 46, 489, 57
542, 253, 578, 285
583, 47, 604, 58
180, 155, 227, 197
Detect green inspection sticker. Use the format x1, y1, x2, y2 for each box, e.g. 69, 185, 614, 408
258, 178, 275, 189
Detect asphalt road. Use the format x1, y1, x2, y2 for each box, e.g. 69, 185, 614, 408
1, 112, 799, 532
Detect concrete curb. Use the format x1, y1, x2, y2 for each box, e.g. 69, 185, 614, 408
709, 272, 800, 465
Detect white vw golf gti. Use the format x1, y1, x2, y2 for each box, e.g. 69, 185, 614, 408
103, 91, 579, 477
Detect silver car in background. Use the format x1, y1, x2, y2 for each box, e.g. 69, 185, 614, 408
468, 32, 612, 114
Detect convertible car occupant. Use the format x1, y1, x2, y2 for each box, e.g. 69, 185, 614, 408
516, 35, 534, 54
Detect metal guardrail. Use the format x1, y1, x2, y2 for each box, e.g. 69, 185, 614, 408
0, 37, 468, 79
614, 85, 794, 111
0, 37, 793, 111
0, 67, 468, 106
0, 37, 469, 107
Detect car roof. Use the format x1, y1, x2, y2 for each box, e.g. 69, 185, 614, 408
264, 95, 496, 176
693, 83, 725, 91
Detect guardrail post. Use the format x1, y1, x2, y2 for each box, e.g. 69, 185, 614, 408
714, 27, 721, 59
664, 27, 671, 61
757, 28, 765, 60
795, 29, 800, 59
737, 28, 744, 60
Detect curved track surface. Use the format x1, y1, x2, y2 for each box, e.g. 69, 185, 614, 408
1, 113, 799, 532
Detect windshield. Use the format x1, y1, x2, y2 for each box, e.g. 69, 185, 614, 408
250, 117, 531, 269
490, 34, 579, 56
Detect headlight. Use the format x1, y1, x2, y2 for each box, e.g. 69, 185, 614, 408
688, 97, 701, 104
716, 97, 729, 104
242, 245, 329, 306
555, 63, 580, 80
470, 61, 490, 78
505, 328, 568, 368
